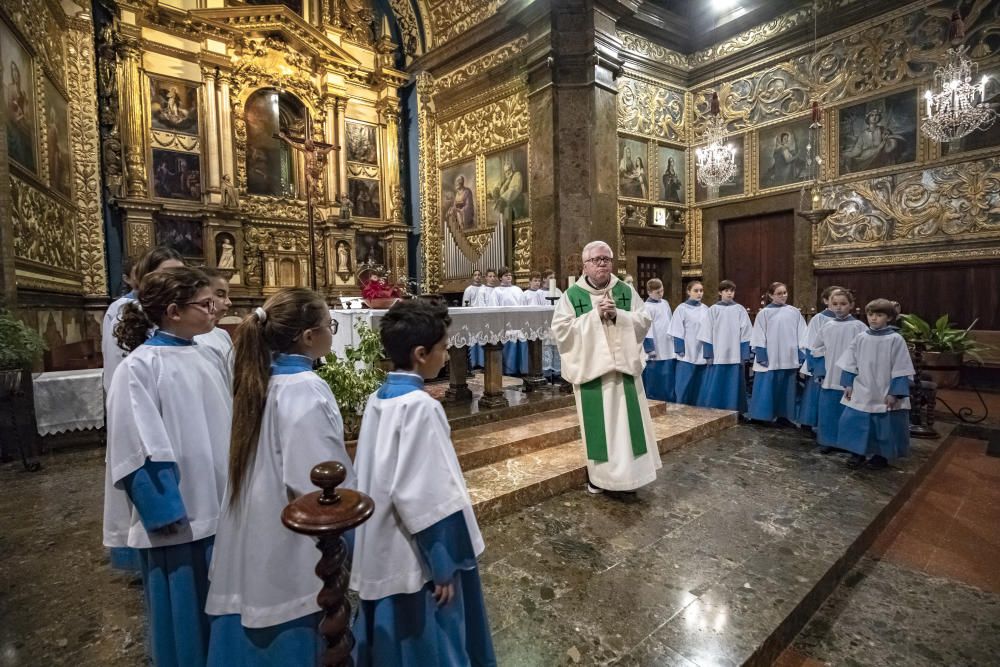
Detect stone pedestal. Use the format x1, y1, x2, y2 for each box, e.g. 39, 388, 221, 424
522, 339, 548, 392
444, 346, 473, 403
479, 343, 509, 409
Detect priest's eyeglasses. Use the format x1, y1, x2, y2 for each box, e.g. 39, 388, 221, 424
184, 299, 217, 314
585, 256, 614, 265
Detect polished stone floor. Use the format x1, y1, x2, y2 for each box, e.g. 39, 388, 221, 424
1, 421, 991, 666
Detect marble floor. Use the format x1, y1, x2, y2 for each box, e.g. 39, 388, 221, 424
1, 421, 993, 666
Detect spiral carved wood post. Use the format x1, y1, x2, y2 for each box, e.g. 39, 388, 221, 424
282, 462, 374, 666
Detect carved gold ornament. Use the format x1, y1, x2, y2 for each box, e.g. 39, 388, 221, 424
11, 177, 77, 272
618, 76, 685, 142
438, 92, 528, 165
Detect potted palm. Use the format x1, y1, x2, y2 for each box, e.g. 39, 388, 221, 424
314, 320, 387, 442
0, 310, 45, 398
898, 313, 985, 388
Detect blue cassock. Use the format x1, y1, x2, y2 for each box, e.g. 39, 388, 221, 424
351, 374, 497, 667
797, 310, 834, 428
697, 341, 750, 413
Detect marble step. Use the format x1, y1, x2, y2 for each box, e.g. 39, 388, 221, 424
453, 401, 669, 471
465, 403, 737, 522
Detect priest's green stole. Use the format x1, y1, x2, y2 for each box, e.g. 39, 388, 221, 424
566, 283, 648, 462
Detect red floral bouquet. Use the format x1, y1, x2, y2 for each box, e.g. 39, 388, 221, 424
361, 275, 401, 301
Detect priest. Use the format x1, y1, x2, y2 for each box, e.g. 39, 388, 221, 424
550, 241, 661, 494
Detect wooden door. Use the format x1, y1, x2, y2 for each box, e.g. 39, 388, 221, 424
636, 257, 670, 299
720, 211, 795, 315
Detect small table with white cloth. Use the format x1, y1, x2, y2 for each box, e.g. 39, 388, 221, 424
32, 368, 105, 436
331, 305, 555, 408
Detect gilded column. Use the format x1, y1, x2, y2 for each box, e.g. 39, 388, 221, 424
335, 97, 348, 200
377, 98, 401, 222
217, 71, 235, 186
202, 66, 221, 193
322, 96, 337, 203
117, 34, 147, 198
414, 71, 440, 291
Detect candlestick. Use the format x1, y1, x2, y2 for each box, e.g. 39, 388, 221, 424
548, 278, 557, 294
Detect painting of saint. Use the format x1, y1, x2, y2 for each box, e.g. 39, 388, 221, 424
44, 77, 71, 198
618, 137, 648, 199
355, 232, 385, 266
152, 149, 202, 200
485, 145, 527, 226
657, 145, 684, 203
759, 118, 811, 190
1, 23, 37, 172
838, 90, 917, 176
695, 135, 745, 202
150, 77, 199, 135
441, 160, 477, 233
348, 177, 381, 218
346, 121, 378, 164
156, 216, 203, 258
215, 233, 236, 269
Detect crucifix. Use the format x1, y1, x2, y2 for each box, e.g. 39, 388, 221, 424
274, 110, 336, 290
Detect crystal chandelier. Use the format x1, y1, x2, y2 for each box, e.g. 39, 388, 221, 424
696, 92, 737, 188
921, 11, 997, 143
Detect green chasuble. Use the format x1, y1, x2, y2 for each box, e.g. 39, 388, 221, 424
566, 282, 648, 463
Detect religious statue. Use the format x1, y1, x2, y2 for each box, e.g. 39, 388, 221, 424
339, 194, 353, 222
336, 241, 350, 274
221, 174, 239, 208
217, 236, 235, 269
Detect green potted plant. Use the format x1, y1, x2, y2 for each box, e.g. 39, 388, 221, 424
897, 313, 985, 388
0, 310, 45, 397
315, 320, 387, 441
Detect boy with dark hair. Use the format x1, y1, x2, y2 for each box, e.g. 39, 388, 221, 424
351, 300, 495, 666
195, 267, 235, 387
836, 298, 914, 470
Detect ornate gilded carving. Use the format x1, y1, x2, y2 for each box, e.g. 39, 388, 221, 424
616, 30, 688, 71
416, 71, 442, 291
151, 131, 200, 152
434, 36, 528, 93
429, 0, 509, 48
11, 177, 76, 271
230, 36, 323, 109
67, 19, 108, 298
438, 91, 528, 165
96, 20, 124, 201
128, 221, 151, 255
118, 34, 148, 198
0, 0, 66, 84
683, 209, 702, 267
339, 0, 376, 46
813, 246, 1000, 270
618, 76, 685, 142
386, 0, 423, 56
242, 195, 309, 221
511, 219, 532, 279
817, 158, 1000, 252
688, 5, 813, 69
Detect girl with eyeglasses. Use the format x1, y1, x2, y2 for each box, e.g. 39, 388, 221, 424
206, 288, 355, 666
103, 267, 233, 667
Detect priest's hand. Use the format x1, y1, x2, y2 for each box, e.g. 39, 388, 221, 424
433, 581, 455, 607
599, 294, 617, 321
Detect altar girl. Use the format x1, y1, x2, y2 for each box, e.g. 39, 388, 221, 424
748, 282, 807, 423
642, 278, 675, 402
351, 300, 495, 666
797, 285, 843, 430
490, 267, 527, 375
102, 245, 184, 395
103, 267, 232, 667
206, 288, 355, 665
836, 298, 914, 469
194, 268, 234, 388
697, 280, 752, 412
668, 280, 710, 404
809, 288, 866, 453
541, 269, 564, 383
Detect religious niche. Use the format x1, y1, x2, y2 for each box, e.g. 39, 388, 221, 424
758, 117, 812, 191
43, 75, 72, 199
155, 215, 204, 260
485, 145, 527, 227
618, 137, 649, 200
215, 232, 236, 270
335, 240, 352, 275
837, 89, 918, 177
1, 21, 37, 173
355, 231, 385, 267
152, 149, 202, 201
244, 88, 303, 198
695, 135, 746, 203
150, 76, 199, 136
656, 145, 684, 204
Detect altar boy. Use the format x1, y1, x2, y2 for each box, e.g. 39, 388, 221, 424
642, 278, 675, 402
351, 300, 495, 666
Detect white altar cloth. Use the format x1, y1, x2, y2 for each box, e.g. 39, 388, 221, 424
330, 306, 555, 359
32, 368, 105, 436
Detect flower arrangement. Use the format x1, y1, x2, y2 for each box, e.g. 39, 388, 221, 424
314, 319, 387, 439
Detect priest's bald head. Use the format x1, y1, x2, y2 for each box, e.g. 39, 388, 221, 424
581, 241, 614, 287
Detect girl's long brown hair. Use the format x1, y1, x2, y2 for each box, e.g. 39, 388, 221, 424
228, 288, 328, 508
114, 267, 209, 352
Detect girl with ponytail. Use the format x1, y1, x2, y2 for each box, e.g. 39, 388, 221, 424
206, 288, 356, 666
102, 267, 233, 667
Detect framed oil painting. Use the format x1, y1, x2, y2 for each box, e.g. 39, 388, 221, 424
441, 159, 477, 234
1, 22, 37, 172
44, 76, 71, 198
155, 215, 203, 258
355, 232, 385, 266
657, 145, 685, 204
759, 118, 812, 190
485, 145, 528, 225
348, 177, 381, 218
695, 134, 745, 202
618, 137, 648, 199
150, 76, 199, 136
346, 121, 378, 165
152, 148, 202, 200
838, 89, 917, 176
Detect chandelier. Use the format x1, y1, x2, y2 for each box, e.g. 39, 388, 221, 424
921, 11, 997, 143
696, 92, 737, 188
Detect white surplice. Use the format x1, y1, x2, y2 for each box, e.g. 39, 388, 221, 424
645, 299, 675, 360
837, 330, 915, 413
102, 294, 135, 395
750, 305, 808, 372
195, 326, 234, 390
697, 302, 752, 364
462, 284, 481, 307
812, 318, 867, 390
667, 301, 710, 364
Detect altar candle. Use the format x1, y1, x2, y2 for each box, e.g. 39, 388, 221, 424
548, 278, 557, 294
